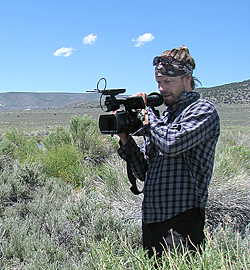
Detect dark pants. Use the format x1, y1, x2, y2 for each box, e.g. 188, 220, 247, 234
142, 208, 205, 258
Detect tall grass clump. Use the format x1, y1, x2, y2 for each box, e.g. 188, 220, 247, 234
88, 228, 250, 269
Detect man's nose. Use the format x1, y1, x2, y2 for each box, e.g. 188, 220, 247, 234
159, 86, 166, 93
159, 85, 164, 91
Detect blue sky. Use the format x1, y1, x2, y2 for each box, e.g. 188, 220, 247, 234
0, 0, 249, 95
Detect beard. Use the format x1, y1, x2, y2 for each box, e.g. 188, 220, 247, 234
163, 87, 186, 108
163, 93, 181, 107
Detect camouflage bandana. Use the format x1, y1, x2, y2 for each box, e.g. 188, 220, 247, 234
153, 56, 193, 77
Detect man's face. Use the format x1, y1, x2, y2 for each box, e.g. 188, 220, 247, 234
155, 75, 187, 108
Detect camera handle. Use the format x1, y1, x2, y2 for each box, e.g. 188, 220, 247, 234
125, 147, 143, 195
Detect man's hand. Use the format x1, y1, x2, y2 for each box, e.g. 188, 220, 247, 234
111, 110, 129, 145
133, 92, 147, 104
140, 108, 149, 125
133, 92, 148, 125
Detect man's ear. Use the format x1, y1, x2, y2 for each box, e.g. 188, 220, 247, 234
182, 76, 192, 90
183, 76, 191, 82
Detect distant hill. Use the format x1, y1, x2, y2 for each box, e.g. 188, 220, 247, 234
0, 92, 100, 111
0, 79, 249, 111
196, 79, 250, 106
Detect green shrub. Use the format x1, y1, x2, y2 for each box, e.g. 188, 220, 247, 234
70, 115, 118, 161
0, 128, 27, 160
0, 139, 16, 159
41, 144, 84, 187
0, 161, 45, 217
18, 137, 42, 163
43, 126, 72, 150
0, 129, 41, 162
5, 128, 27, 147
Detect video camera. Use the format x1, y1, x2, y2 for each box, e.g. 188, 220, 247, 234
88, 78, 163, 135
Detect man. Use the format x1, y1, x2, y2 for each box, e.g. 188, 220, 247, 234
117, 46, 220, 258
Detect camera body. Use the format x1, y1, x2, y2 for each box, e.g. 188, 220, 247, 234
99, 93, 164, 135
99, 95, 145, 134
88, 78, 163, 135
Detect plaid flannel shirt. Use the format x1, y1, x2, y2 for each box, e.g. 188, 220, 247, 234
118, 91, 220, 224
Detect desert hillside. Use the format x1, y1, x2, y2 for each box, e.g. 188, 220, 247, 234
0, 79, 249, 111
196, 79, 250, 105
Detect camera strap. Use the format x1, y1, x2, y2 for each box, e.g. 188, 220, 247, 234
125, 147, 142, 195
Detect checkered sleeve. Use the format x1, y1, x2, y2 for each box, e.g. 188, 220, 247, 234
146, 100, 220, 156
117, 136, 148, 181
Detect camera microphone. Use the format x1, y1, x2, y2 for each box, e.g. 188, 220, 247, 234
146, 92, 164, 107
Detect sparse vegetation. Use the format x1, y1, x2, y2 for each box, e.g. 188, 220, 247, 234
197, 79, 250, 105
0, 112, 249, 268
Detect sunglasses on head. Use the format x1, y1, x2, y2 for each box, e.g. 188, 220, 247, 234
153, 55, 186, 66
153, 56, 174, 66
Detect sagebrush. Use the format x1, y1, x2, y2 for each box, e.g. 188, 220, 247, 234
0, 118, 249, 269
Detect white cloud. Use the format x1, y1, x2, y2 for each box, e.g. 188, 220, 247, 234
53, 47, 75, 57
132, 33, 155, 47
83, 33, 97, 45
